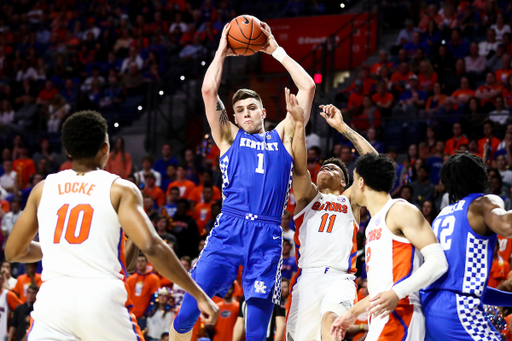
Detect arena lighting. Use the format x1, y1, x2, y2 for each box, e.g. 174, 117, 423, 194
314, 73, 322, 84
201, 61, 206, 66
138, 105, 143, 111
340, 3, 345, 8
442, 40, 446, 44
159, 90, 164, 95
114, 122, 119, 128
180, 75, 186, 80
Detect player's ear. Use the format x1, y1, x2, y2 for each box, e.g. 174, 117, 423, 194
233, 114, 237, 125
261, 108, 266, 119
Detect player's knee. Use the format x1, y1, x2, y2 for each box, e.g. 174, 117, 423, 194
172, 307, 200, 333
321, 311, 338, 341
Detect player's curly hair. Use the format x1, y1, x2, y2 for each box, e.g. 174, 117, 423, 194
440, 152, 489, 204
322, 157, 350, 187
62, 111, 107, 160
355, 154, 396, 193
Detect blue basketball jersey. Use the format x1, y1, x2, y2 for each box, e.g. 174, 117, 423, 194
424, 193, 497, 297
219, 129, 294, 221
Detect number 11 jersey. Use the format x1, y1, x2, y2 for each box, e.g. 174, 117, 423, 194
37, 169, 126, 282
220, 129, 293, 221
293, 192, 358, 272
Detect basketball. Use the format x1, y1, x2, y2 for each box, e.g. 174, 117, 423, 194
227, 15, 267, 56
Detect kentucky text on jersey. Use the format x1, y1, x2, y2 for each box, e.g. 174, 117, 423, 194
436, 200, 465, 217
58, 182, 96, 196
311, 201, 348, 213
239, 138, 279, 151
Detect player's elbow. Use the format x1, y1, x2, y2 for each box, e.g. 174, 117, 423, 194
138, 236, 164, 258
4, 244, 21, 263
201, 83, 216, 97
302, 80, 316, 93
501, 221, 512, 238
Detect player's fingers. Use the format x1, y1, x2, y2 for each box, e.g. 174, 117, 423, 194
222, 23, 230, 36
319, 112, 328, 120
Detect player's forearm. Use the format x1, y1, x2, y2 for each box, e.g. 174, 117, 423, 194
7, 326, 15, 341
335, 123, 378, 156
202, 51, 226, 96
232, 318, 244, 341
5, 241, 42, 263
347, 296, 370, 317
281, 54, 315, 93
144, 239, 206, 301
292, 120, 308, 176
125, 238, 139, 274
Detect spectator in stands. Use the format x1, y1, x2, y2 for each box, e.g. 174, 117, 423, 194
396, 19, 422, 48
370, 50, 393, 75
340, 145, 356, 179
404, 32, 430, 59
127, 254, 161, 330
503, 74, 512, 110
452, 77, 475, 108
366, 127, 384, 153
351, 95, 381, 134
491, 13, 511, 42
143, 196, 159, 223
387, 146, 405, 197
399, 185, 414, 203
307, 146, 322, 183
465, 42, 487, 75
504, 33, 512, 55
496, 154, 512, 189
160, 165, 177, 195
345, 67, 375, 95
495, 54, 512, 85
100, 73, 124, 108
188, 169, 221, 208
1, 262, 16, 290
211, 283, 239, 341
121, 46, 144, 75
171, 199, 200, 258
419, 5, 443, 31
81, 67, 106, 92
436, 97, 460, 127
444, 58, 468, 95
371, 81, 394, 117
144, 173, 165, 209
479, 120, 502, 161
36, 80, 58, 109
145, 287, 174, 341
166, 165, 196, 198
122, 64, 144, 96
204, 203, 221, 236
490, 175, 512, 210
393, 74, 426, 117
135, 156, 161, 188
432, 44, 455, 82
153, 144, 179, 186
154, 215, 176, 244
61, 79, 77, 105
347, 80, 365, 114
487, 44, 506, 72
8, 284, 36, 341
106, 137, 133, 179
59, 156, 73, 171
445, 122, 469, 155
479, 28, 499, 57
13, 263, 41, 303
424, 82, 446, 115
281, 238, 298, 282
47, 94, 70, 133
392, 49, 409, 69
417, 60, 438, 92
489, 96, 509, 125
390, 62, 414, 96
164, 187, 180, 219
425, 20, 442, 54
476, 72, 504, 112
192, 185, 214, 236
457, 4, 481, 39
447, 29, 470, 59
0, 100, 14, 125
426, 140, 445, 185
421, 200, 437, 224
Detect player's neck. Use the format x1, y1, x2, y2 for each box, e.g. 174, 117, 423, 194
318, 185, 342, 196
72, 160, 101, 173
364, 191, 392, 217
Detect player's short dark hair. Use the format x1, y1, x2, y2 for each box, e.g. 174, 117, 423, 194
355, 154, 396, 193
232, 89, 263, 108
322, 158, 349, 186
62, 111, 107, 160
440, 152, 490, 204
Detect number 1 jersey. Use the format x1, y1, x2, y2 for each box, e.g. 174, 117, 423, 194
220, 129, 293, 220
37, 170, 126, 282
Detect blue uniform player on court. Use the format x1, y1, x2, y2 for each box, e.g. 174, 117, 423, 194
421, 152, 512, 341
169, 22, 315, 341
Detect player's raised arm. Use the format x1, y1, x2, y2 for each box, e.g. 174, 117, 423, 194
288, 88, 317, 206
367, 202, 448, 317
113, 179, 219, 324
5, 181, 44, 263
260, 23, 315, 122
202, 24, 239, 151
470, 194, 512, 238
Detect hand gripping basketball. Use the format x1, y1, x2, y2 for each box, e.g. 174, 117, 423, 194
217, 23, 238, 57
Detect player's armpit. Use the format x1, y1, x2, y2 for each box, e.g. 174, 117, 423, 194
5, 181, 43, 263
471, 194, 512, 238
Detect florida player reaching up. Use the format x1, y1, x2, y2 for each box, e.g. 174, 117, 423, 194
421, 152, 512, 341
330, 154, 448, 341
286, 104, 378, 341
4, 111, 218, 341
170, 22, 315, 341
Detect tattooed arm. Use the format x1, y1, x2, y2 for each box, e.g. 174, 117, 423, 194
202, 25, 238, 152
320, 105, 378, 157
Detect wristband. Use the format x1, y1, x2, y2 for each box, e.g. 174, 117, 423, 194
272, 46, 287, 63
359, 323, 363, 330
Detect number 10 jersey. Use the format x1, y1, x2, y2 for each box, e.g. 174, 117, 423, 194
37, 169, 126, 282
293, 192, 358, 272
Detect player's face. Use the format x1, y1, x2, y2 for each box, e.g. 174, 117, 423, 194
233, 98, 266, 134
317, 163, 346, 190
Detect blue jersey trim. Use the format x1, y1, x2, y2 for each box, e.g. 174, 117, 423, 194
395, 246, 415, 286
347, 250, 357, 273
392, 311, 409, 341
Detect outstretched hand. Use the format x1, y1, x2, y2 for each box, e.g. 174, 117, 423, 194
217, 24, 238, 57
330, 311, 357, 340
319, 104, 345, 128
285, 87, 305, 123
260, 22, 279, 55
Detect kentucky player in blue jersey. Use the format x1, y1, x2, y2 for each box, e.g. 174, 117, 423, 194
169, 22, 315, 341
421, 152, 512, 341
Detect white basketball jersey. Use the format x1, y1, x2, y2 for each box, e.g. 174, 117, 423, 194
294, 192, 358, 272
0, 289, 9, 338
37, 170, 126, 282
365, 199, 422, 305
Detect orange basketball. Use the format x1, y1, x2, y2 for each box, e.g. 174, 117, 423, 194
227, 15, 267, 56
